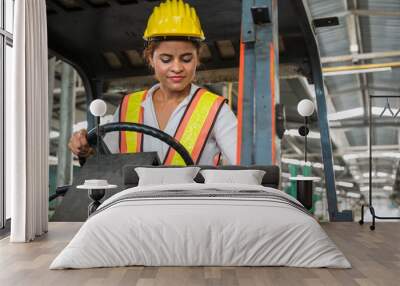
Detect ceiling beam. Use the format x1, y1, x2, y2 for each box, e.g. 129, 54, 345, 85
284, 144, 400, 157
321, 50, 400, 64
107, 68, 239, 90
329, 85, 400, 98
322, 61, 400, 73
341, 145, 400, 152
107, 64, 308, 90
321, 9, 400, 18
330, 121, 400, 129
352, 9, 400, 18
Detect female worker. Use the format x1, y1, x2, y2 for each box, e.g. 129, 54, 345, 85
68, 0, 237, 165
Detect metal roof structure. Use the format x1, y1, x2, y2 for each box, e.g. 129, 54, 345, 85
305, 0, 400, 200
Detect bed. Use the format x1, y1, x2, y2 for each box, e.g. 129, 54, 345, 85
50, 166, 350, 269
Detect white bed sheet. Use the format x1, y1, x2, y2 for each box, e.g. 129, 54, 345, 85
50, 183, 351, 269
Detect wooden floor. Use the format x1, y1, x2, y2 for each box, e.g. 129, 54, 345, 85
0, 222, 399, 286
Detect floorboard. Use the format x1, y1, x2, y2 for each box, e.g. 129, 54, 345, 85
0, 222, 399, 286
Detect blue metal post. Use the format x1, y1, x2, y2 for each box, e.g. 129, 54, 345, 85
240, 0, 279, 165
239, 0, 256, 165
254, 0, 279, 165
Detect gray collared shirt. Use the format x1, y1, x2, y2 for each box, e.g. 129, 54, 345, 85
103, 83, 237, 165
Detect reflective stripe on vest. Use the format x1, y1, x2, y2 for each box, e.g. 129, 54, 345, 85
119, 90, 148, 153
164, 88, 226, 165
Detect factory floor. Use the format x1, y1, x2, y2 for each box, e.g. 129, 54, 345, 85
0, 222, 399, 286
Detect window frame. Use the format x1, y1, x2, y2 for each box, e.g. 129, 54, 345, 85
1, 0, 13, 230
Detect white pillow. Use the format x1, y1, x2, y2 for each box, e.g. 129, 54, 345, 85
135, 167, 200, 186
200, 169, 266, 185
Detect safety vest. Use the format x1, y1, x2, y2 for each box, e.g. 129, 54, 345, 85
119, 88, 226, 165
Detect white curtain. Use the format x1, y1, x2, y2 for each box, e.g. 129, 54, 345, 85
7, 0, 49, 242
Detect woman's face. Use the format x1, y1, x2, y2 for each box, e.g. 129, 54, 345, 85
149, 41, 199, 93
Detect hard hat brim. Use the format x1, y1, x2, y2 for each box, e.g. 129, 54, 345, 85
144, 35, 205, 42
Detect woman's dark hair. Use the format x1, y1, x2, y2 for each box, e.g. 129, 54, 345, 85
143, 40, 202, 67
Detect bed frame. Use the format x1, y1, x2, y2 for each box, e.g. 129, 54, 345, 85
51, 153, 280, 222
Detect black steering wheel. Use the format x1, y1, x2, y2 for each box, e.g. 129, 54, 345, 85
86, 122, 194, 165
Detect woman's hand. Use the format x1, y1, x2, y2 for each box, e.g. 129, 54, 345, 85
68, 129, 95, 158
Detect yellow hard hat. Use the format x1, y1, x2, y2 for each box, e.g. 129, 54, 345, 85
143, 0, 205, 41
